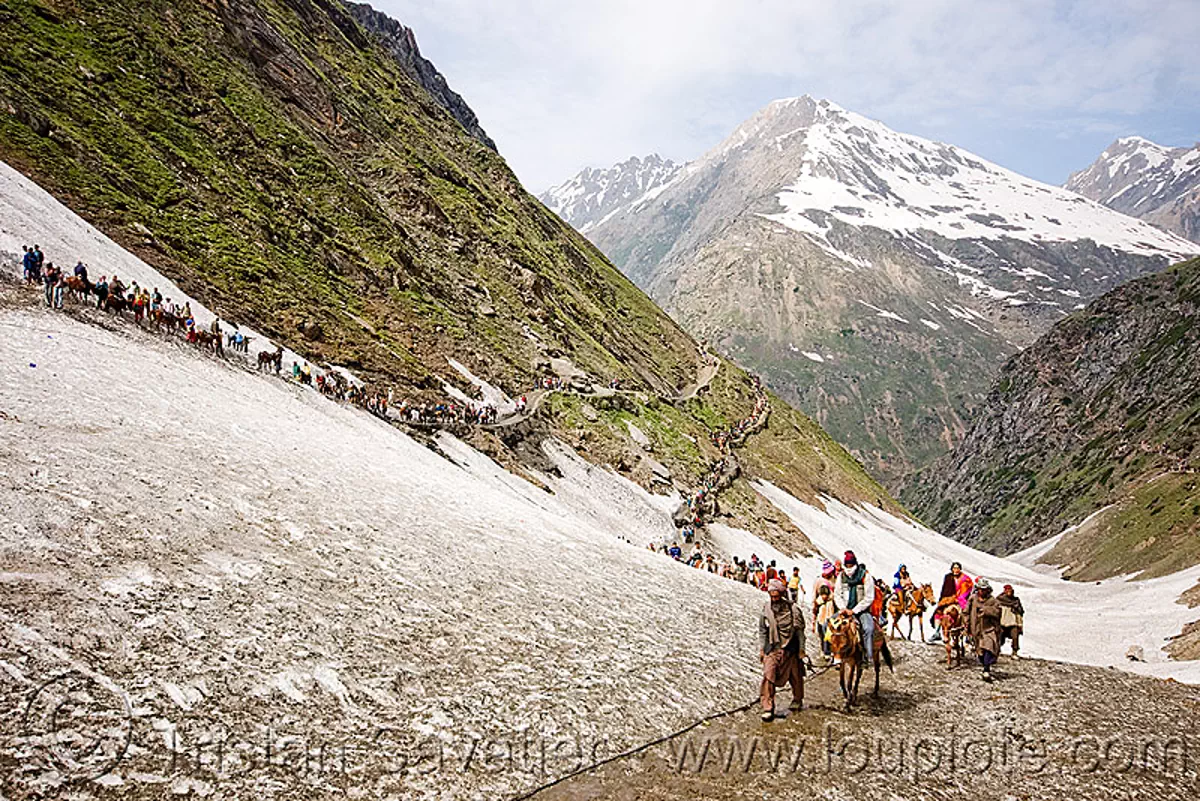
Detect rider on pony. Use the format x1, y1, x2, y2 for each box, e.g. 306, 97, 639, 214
834, 551, 877, 658
892, 564, 913, 608
930, 561, 971, 642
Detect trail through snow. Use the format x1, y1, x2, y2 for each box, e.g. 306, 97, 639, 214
754, 483, 1200, 683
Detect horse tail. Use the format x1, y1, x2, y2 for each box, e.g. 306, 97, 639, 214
881, 641, 894, 672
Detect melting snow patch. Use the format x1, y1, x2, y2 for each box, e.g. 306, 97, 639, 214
801, 351, 825, 363
919, 318, 941, 331
855, 299, 909, 324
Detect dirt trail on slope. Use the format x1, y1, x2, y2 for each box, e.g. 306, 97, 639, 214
677, 356, 720, 401
491, 352, 720, 429
528, 640, 1200, 801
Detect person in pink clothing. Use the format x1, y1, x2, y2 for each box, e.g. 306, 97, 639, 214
955, 573, 976, 611
812, 561, 838, 659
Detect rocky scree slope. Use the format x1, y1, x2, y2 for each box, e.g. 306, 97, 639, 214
906, 257, 1200, 580
539, 153, 681, 234
0, 1, 897, 542
579, 96, 1198, 489
1067, 136, 1200, 244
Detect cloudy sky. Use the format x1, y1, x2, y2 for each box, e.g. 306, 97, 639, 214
376, 0, 1199, 194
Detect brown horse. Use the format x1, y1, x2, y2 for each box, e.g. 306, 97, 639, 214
194, 330, 219, 353
826, 613, 891, 712
938, 602, 966, 668
257, 347, 283, 373
888, 583, 935, 641
103, 294, 127, 316
64, 276, 90, 303
154, 309, 180, 335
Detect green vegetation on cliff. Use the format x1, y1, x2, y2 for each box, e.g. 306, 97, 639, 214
906, 257, 1200, 578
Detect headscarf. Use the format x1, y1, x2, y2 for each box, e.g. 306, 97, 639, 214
821, 560, 835, 577
767, 579, 786, 594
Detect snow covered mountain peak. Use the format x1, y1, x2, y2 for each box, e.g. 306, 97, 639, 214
1066, 136, 1200, 244
755, 102, 1197, 261
538, 153, 681, 233
577, 97, 1200, 485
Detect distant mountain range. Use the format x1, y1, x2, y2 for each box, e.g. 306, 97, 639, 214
1066, 136, 1200, 244
546, 96, 1198, 487
539, 154, 680, 234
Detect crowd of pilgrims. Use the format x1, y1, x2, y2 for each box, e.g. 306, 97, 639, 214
17, 245, 629, 432
680, 378, 771, 528
710, 377, 769, 451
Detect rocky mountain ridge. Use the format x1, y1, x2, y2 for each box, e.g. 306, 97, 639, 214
539, 153, 681, 233
574, 96, 1198, 486
344, 1, 496, 150
906, 256, 1200, 579
1066, 135, 1200, 244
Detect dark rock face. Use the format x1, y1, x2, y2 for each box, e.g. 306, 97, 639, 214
905, 257, 1200, 563
344, 2, 496, 151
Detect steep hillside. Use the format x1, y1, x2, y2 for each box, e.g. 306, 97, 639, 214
580, 96, 1198, 487
906, 257, 1200, 578
0, 1, 901, 548
539, 154, 681, 234
0, 0, 698, 397
344, 1, 496, 151
1067, 136, 1200, 244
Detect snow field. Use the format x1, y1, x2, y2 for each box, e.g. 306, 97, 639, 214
0, 308, 767, 797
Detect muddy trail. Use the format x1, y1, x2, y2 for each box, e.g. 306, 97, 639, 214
528, 640, 1200, 801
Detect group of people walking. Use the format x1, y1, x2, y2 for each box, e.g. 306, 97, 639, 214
928, 561, 1025, 679
758, 556, 1032, 719
757, 554, 1028, 719
393, 399, 498, 426
710, 377, 769, 451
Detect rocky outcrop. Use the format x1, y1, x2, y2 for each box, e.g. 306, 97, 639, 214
906, 257, 1200, 576
343, 2, 496, 150
1067, 136, 1200, 244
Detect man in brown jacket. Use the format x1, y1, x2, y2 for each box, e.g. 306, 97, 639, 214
967, 578, 1002, 682
759, 578, 805, 721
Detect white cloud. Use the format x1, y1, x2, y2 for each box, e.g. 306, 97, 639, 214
376, 0, 1200, 192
